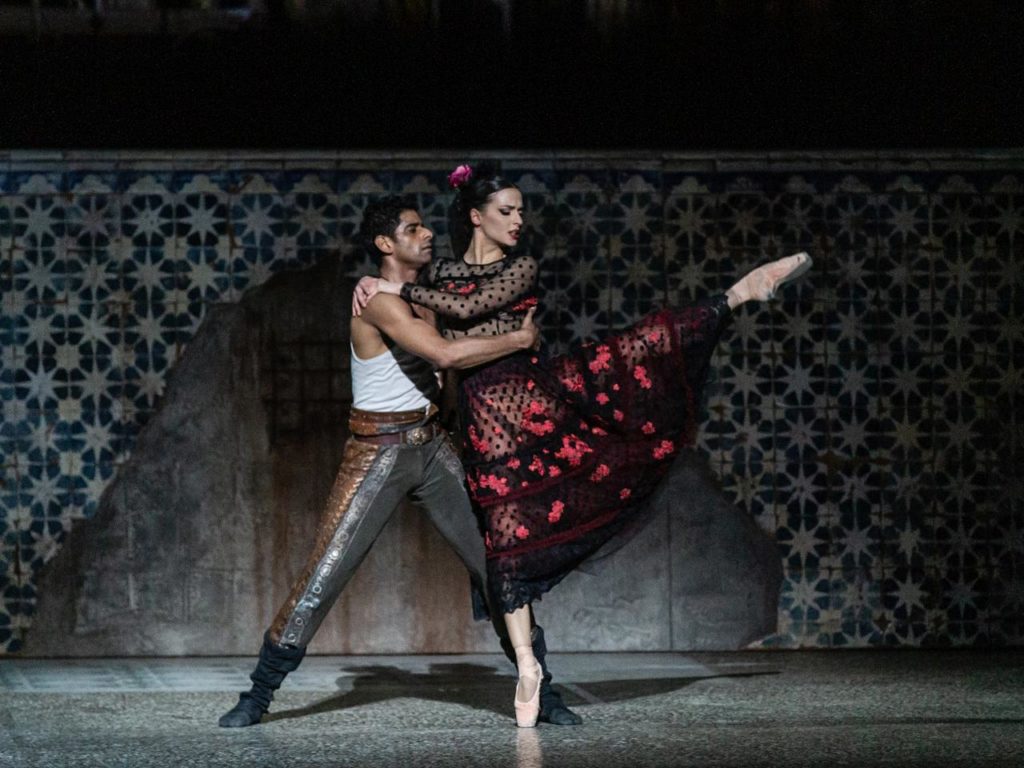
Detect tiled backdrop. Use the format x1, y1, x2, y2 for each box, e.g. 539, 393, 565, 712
0, 152, 1021, 654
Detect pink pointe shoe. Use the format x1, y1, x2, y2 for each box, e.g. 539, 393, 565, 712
751, 251, 814, 301
514, 659, 542, 728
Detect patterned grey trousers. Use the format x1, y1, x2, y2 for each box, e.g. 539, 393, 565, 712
268, 434, 487, 648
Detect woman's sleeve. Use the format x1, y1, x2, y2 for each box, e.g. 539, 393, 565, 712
400, 255, 538, 320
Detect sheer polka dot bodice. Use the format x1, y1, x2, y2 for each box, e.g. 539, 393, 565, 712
400, 254, 538, 339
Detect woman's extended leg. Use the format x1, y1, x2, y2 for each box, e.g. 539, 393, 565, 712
504, 604, 543, 728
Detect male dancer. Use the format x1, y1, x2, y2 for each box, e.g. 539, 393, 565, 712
219, 196, 580, 727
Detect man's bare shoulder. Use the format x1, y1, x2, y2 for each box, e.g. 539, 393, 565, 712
351, 297, 410, 358
360, 293, 415, 328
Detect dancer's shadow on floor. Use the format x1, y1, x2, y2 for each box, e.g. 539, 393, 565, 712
264, 662, 779, 723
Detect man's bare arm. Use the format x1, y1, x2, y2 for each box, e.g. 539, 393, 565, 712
362, 294, 538, 370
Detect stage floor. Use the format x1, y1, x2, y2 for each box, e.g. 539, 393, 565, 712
1, 650, 1022, 767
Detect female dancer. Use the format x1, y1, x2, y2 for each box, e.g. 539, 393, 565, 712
354, 164, 811, 726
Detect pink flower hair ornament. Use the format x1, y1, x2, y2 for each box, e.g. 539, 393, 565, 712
448, 164, 474, 189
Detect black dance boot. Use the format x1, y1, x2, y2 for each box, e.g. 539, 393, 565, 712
500, 624, 582, 726
218, 632, 306, 727
531, 625, 583, 725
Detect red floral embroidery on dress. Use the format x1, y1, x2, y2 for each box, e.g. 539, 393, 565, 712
478, 473, 510, 496
511, 296, 538, 311
438, 292, 729, 610
554, 434, 593, 467
588, 344, 612, 374
468, 425, 491, 453
633, 365, 653, 389
548, 500, 564, 524
641, 421, 656, 435
506, 457, 521, 469
441, 281, 477, 295
521, 400, 555, 436
562, 371, 585, 393
652, 439, 676, 460
522, 418, 555, 436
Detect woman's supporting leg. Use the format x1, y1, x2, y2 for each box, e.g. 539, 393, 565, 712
505, 604, 542, 727
492, 606, 582, 725
417, 440, 578, 725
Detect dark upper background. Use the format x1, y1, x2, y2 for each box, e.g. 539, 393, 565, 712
0, 0, 1022, 150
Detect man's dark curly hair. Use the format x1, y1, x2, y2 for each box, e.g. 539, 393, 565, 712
358, 195, 417, 263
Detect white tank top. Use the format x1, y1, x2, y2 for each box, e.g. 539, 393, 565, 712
350, 341, 440, 412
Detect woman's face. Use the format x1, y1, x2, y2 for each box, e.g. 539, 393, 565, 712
472, 187, 524, 249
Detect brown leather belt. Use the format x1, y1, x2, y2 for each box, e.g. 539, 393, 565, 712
349, 405, 442, 446
352, 420, 444, 446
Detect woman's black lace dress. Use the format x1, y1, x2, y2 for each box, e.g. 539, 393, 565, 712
401, 254, 731, 613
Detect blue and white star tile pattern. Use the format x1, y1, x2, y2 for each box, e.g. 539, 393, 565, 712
0, 154, 1021, 653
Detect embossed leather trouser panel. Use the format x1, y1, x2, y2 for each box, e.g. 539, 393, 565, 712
267, 435, 486, 648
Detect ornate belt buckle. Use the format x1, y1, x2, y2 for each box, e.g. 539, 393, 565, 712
405, 426, 430, 446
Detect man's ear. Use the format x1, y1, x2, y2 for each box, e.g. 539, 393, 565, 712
374, 234, 394, 254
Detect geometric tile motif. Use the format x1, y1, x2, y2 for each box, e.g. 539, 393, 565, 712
1, 155, 1021, 653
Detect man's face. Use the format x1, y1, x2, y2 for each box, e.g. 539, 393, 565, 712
386, 210, 434, 267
